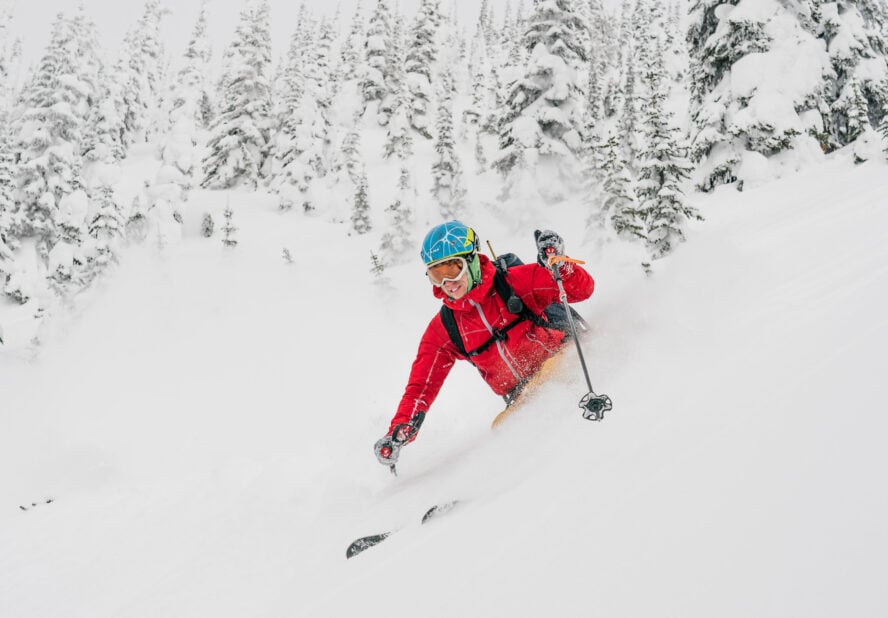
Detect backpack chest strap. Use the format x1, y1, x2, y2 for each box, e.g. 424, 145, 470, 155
439, 268, 548, 360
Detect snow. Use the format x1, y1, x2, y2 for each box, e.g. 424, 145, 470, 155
2, 137, 888, 617
2, 0, 888, 614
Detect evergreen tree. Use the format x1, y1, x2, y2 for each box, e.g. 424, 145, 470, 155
202, 0, 273, 189
474, 130, 488, 173
635, 55, 700, 261
464, 35, 488, 131
583, 55, 604, 144
379, 167, 415, 264
117, 0, 168, 146
820, 0, 888, 148
362, 0, 394, 113
598, 131, 642, 240
341, 121, 363, 186
431, 71, 466, 218
618, 53, 640, 168
171, 1, 214, 131
82, 76, 127, 163
404, 0, 440, 138
87, 183, 124, 271
351, 171, 372, 234
0, 6, 13, 107
383, 40, 414, 160
274, 27, 307, 132
2, 35, 23, 112
341, 4, 366, 81
153, 3, 212, 203
687, 0, 825, 191
269, 30, 310, 211
0, 118, 15, 270
15, 13, 91, 259
492, 0, 588, 199
270, 19, 333, 211
478, 0, 495, 47
221, 204, 238, 247
837, 76, 870, 143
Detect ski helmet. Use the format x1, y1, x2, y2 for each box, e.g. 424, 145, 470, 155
421, 221, 479, 265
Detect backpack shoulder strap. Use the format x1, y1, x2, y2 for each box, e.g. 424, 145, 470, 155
493, 261, 549, 328
439, 305, 468, 358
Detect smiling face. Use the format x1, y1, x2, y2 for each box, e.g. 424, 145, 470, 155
427, 256, 472, 300
441, 272, 470, 300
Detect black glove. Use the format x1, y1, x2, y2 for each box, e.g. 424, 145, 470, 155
534, 229, 565, 268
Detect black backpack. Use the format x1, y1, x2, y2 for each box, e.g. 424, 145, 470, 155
439, 253, 588, 361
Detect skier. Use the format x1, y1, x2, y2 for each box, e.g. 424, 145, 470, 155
374, 220, 595, 467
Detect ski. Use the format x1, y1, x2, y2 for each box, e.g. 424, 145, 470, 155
346, 500, 459, 559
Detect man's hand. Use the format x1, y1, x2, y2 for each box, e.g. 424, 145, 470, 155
374, 411, 426, 467
374, 435, 401, 465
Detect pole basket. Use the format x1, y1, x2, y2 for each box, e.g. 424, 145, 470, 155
579, 392, 613, 421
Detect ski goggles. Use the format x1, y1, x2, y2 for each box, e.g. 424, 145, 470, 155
426, 256, 469, 287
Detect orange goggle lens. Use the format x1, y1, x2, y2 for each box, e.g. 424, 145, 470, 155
426, 257, 468, 286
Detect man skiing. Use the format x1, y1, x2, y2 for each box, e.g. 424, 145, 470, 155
374, 220, 595, 467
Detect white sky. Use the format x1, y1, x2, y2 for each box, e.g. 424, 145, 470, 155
7, 0, 498, 68
8, 0, 625, 70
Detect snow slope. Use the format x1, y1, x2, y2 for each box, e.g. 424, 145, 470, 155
1, 151, 887, 617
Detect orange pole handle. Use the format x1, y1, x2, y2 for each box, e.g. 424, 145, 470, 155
547, 255, 586, 268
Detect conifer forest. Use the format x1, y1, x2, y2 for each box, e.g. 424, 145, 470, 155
1, 0, 887, 311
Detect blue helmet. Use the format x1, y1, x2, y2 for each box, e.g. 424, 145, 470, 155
421, 221, 478, 265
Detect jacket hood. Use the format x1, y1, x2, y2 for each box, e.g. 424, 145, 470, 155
432, 253, 496, 311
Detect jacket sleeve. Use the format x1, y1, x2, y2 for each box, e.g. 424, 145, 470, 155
520, 262, 595, 315
389, 315, 458, 435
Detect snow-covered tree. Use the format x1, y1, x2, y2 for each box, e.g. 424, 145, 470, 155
464, 34, 489, 131
362, 0, 394, 113
270, 18, 334, 211
341, 4, 366, 81
82, 77, 127, 164
0, 6, 15, 107
350, 171, 372, 234
493, 0, 588, 200
432, 72, 466, 218
687, 0, 828, 191
70, 4, 103, 116
202, 0, 273, 189
598, 131, 643, 240
635, 54, 700, 261
618, 52, 640, 168
341, 122, 364, 186
171, 0, 214, 131
15, 13, 92, 258
152, 2, 213, 208
383, 39, 414, 161
820, 0, 888, 149
583, 54, 605, 145
87, 183, 124, 271
117, 0, 168, 147
0, 118, 15, 271
379, 167, 415, 264
221, 204, 238, 247
477, 0, 495, 47
404, 0, 440, 138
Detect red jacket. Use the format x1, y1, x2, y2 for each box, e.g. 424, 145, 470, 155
390, 254, 594, 434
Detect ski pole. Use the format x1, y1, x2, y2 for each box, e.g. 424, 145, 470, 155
547, 252, 613, 421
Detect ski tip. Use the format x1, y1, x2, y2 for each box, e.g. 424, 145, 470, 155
346, 532, 391, 559
421, 500, 459, 524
